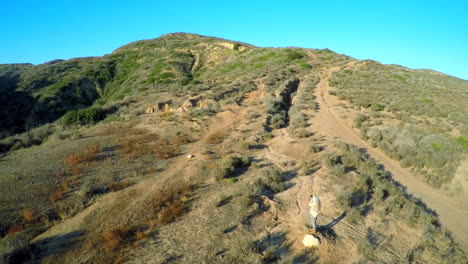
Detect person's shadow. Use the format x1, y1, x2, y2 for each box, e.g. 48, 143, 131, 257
317, 211, 347, 239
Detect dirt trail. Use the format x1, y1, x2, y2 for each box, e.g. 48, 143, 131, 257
313, 67, 468, 250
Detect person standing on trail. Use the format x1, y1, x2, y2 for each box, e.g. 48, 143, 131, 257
309, 195, 321, 231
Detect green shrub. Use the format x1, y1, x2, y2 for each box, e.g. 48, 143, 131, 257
215, 154, 249, 180
262, 132, 273, 141
299, 63, 312, 69
300, 160, 320, 175
270, 113, 287, 129
0, 124, 54, 152
309, 142, 322, 153
256, 169, 286, 194
456, 136, 468, 149
353, 113, 368, 128
290, 112, 307, 129
286, 50, 304, 61
293, 129, 311, 138
371, 103, 385, 111
62, 107, 106, 125
0, 231, 33, 263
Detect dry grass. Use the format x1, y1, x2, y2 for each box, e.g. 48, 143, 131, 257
118, 129, 160, 160
84, 225, 138, 264
63, 143, 101, 167
153, 138, 179, 160
55, 171, 63, 179
50, 187, 65, 203
207, 130, 227, 144
107, 180, 132, 192
7, 224, 23, 236
119, 131, 193, 160
148, 182, 193, 226
102, 226, 132, 252
135, 231, 148, 241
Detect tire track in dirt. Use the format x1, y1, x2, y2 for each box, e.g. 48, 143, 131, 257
313, 66, 468, 251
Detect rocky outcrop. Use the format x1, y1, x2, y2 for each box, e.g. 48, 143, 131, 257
178, 96, 216, 112
145, 100, 173, 114
303, 234, 320, 248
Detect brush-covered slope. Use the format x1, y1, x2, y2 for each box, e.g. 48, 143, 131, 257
329, 61, 468, 188
0, 33, 350, 150
0, 33, 467, 264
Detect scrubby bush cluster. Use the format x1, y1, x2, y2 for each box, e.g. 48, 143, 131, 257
62, 107, 106, 125
288, 77, 319, 137
0, 230, 33, 263
223, 232, 316, 263
0, 124, 54, 152
360, 122, 462, 187
235, 168, 286, 224
330, 62, 468, 126
325, 143, 466, 263
264, 96, 288, 129
148, 182, 193, 226
329, 62, 467, 187
215, 154, 250, 181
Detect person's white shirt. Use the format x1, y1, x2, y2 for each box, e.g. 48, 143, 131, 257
309, 195, 321, 217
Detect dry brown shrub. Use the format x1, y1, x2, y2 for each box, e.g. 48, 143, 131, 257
63, 143, 102, 167
107, 181, 131, 192
8, 224, 23, 236
21, 208, 34, 223
50, 188, 64, 202
85, 143, 102, 156
118, 129, 193, 161
64, 153, 81, 167
118, 129, 160, 160
71, 166, 82, 177
173, 134, 193, 145
157, 200, 184, 225
207, 131, 227, 144
135, 231, 148, 241
153, 145, 178, 160
72, 175, 79, 185
62, 180, 70, 191
56, 208, 68, 220
149, 182, 192, 225
55, 171, 63, 179
40, 215, 50, 225
113, 255, 126, 264
102, 226, 132, 252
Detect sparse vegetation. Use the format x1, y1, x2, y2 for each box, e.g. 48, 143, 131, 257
325, 142, 466, 263
215, 154, 250, 181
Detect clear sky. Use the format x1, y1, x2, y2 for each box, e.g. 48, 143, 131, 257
1, 0, 467, 80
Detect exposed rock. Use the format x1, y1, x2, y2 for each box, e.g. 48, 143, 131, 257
145, 100, 173, 114
179, 96, 216, 112
303, 234, 320, 248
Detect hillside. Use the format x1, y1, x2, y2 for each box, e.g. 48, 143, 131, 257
0, 33, 467, 263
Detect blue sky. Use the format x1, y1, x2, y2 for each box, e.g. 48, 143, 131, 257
1, 0, 467, 80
